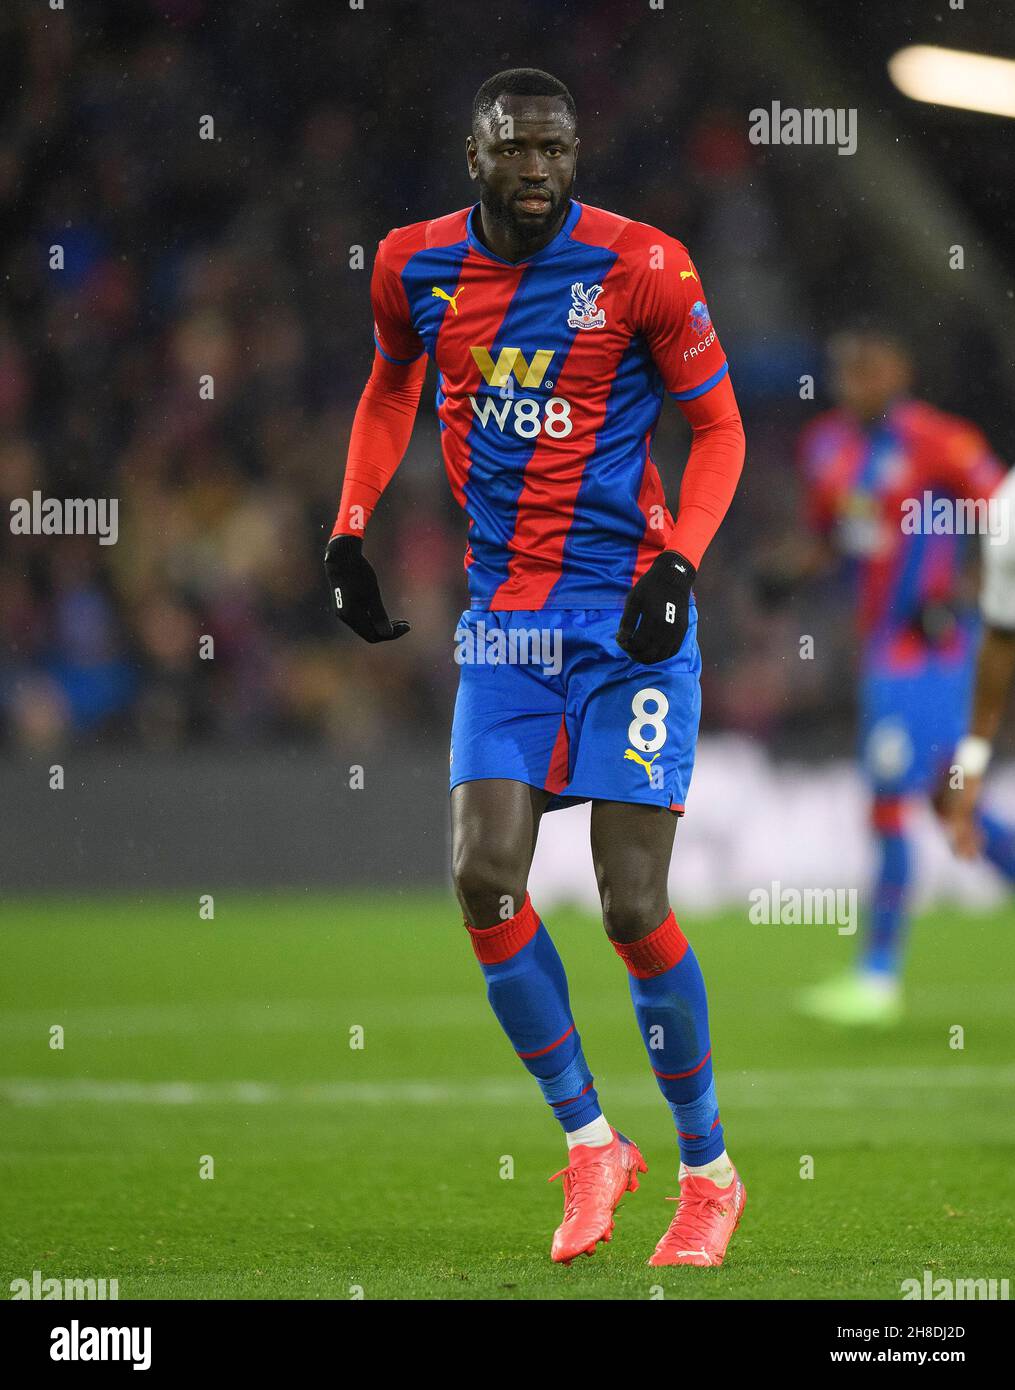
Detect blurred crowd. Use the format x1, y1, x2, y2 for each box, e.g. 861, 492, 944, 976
0, 0, 1008, 757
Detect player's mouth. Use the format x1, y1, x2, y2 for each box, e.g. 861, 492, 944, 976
515, 191, 553, 214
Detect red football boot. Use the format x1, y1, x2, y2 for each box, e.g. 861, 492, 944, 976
549, 1128, 647, 1264
648, 1167, 747, 1267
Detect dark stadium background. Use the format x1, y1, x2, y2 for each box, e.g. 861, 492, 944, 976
1, 0, 1013, 886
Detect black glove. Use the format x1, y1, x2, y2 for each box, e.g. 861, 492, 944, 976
616, 550, 696, 664
324, 535, 410, 643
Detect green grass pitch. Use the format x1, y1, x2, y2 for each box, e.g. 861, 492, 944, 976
1, 891, 1012, 1300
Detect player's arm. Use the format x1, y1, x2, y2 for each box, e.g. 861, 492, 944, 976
667, 371, 746, 568
939, 474, 1015, 857
934, 419, 1005, 505
916, 417, 1008, 644
617, 249, 745, 664
325, 241, 427, 643
967, 627, 1015, 745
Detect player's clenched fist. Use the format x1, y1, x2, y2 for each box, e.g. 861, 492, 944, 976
615, 550, 696, 664
324, 535, 411, 643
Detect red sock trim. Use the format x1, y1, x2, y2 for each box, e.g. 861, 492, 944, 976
550, 1081, 592, 1108
872, 795, 907, 835
653, 1048, 712, 1081
517, 1023, 574, 1059
466, 894, 540, 965
611, 910, 688, 978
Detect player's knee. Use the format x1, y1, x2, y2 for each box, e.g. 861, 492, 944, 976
452, 843, 528, 928
600, 884, 669, 945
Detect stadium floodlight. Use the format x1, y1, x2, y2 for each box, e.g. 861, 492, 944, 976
888, 45, 1015, 120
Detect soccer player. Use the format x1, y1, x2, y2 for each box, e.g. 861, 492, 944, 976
786, 329, 1015, 1024
325, 69, 746, 1266
937, 465, 1015, 858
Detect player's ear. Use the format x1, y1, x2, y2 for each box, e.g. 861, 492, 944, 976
466, 134, 478, 181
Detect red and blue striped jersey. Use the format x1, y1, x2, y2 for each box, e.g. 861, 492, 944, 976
799, 400, 1004, 657
370, 199, 729, 609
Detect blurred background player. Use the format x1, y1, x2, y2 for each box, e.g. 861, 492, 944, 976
762, 328, 1015, 1025
938, 466, 1015, 859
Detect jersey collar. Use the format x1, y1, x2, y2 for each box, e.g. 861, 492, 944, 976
466, 199, 582, 267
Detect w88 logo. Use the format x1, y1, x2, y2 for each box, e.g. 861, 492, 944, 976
468, 394, 573, 438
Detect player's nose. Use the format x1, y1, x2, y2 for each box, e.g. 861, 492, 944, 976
517, 151, 550, 181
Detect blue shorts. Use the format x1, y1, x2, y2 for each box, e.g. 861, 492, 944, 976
449, 608, 702, 813
859, 636, 975, 798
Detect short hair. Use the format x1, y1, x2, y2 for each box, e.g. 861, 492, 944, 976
472, 68, 576, 136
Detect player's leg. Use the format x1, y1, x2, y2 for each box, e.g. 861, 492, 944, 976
798, 801, 908, 1026
544, 607, 742, 1264
452, 777, 544, 930
591, 799, 745, 1266
940, 623, 1015, 878
829, 646, 989, 1019
798, 666, 916, 1024
452, 768, 607, 1142
856, 679, 920, 1006
862, 791, 914, 979
453, 777, 645, 1261
591, 801, 725, 1169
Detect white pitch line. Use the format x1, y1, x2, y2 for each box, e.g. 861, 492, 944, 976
1, 1065, 1013, 1110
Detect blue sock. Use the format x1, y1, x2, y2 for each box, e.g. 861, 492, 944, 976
977, 810, 1015, 882
466, 896, 602, 1133
861, 797, 912, 978
613, 911, 724, 1167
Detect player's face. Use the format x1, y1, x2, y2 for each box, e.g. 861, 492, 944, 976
467, 95, 578, 243
830, 338, 912, 422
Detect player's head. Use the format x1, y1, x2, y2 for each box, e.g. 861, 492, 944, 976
827, 326, 913, 422
467, 68, 578, 243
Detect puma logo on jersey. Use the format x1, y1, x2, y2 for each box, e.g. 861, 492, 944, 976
624, 748, 660, 780
680, 268, 698, 281
432, 286, 465, 314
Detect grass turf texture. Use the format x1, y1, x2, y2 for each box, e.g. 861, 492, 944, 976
1, 891, 1012, 1301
